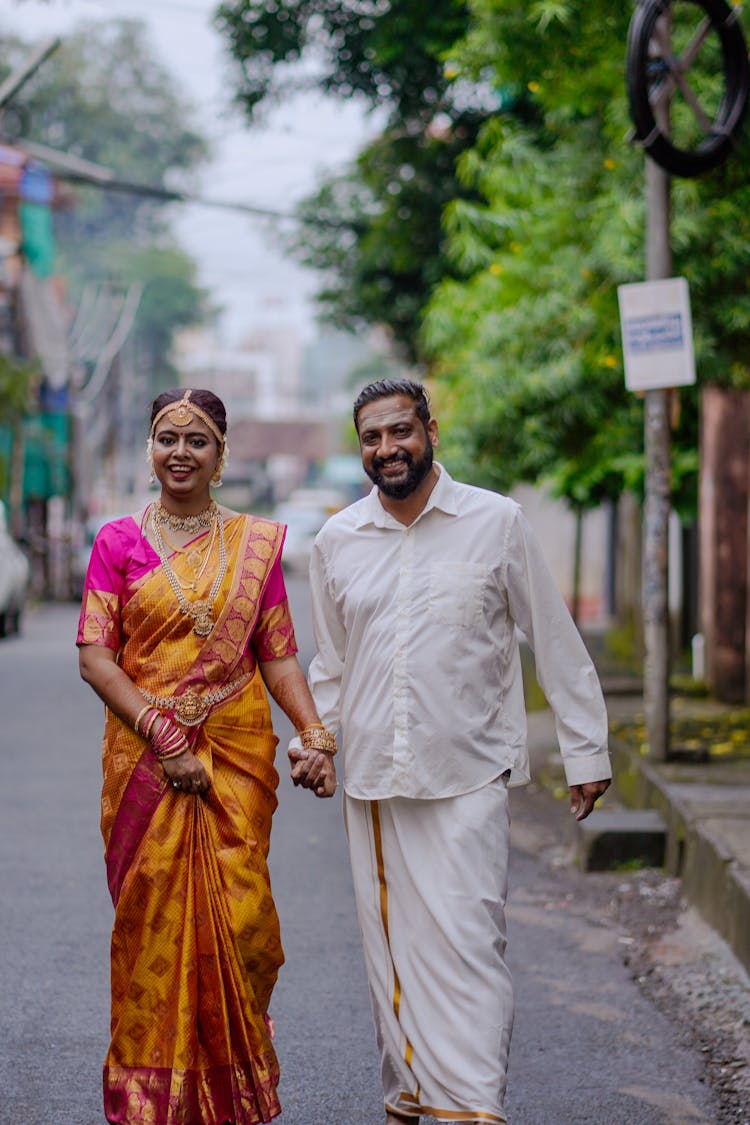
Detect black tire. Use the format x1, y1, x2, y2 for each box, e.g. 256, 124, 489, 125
627, 0, 749, 176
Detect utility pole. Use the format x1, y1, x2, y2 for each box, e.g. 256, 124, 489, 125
626, 0, 748, 743
642, 14, 673, 762
0, 38, 60, 111
643, 148, 672, 761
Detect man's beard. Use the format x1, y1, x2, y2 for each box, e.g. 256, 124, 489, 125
366, 442, 434, 499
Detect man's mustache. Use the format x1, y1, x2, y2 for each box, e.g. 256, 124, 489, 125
373, 453, 410, 470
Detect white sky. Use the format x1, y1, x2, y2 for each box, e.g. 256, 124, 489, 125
3, 0, 380, 343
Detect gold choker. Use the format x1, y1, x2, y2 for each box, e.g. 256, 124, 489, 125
152, 500, 217, 534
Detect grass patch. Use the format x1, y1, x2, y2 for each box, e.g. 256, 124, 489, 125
611, 706, 750, 761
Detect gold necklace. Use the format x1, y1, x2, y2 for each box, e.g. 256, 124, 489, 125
149, 504, 227, 636
152, 499, 217, 533
157, 522, 218, 592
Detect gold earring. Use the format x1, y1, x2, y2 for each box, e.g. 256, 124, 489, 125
212, 442, 227, 487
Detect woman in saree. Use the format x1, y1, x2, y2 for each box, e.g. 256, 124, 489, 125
77, 388, 336, 1125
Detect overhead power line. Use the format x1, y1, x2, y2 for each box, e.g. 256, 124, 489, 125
59, 167, 348, 229
14, 137, 349, 230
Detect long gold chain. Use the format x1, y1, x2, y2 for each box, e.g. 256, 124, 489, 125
149, 503, 227, 636
157, 520, 218, 592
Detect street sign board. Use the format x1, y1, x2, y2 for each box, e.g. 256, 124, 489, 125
618, 277, 696, 391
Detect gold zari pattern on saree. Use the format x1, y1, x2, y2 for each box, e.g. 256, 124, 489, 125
98, 516, 291, 1124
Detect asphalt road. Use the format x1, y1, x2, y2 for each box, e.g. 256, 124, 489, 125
0, 586, 723, 1124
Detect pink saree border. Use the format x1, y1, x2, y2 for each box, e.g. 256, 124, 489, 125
172, 516, 285, 700
103, 1059, 281, 1125
105, 747, 168, 907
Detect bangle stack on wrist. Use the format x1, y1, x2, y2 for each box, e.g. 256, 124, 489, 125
135, 706, 189, 761
150, 715, 190, 761
299, 723, 337, 756
135, 706, 163, 742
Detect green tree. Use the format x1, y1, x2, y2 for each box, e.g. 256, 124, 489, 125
216, 0, 490, 360
292, 117, 484, 361
422, 0, 748, 515
215, 0, 471, 125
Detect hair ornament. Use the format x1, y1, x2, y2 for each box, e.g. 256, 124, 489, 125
150, 389, 225, 447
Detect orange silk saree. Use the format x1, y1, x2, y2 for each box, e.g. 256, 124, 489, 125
78, 512, 297, 1124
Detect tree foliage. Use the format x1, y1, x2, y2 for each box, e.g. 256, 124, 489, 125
215, 0, 472, 126
422, 0, 750, 513
292, 115, 484, 361
0, 354, 37, 423
217, 0, 750, 514
216, 0, 490, 360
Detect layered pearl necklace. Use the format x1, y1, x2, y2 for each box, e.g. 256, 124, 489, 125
149, 502, 227, 637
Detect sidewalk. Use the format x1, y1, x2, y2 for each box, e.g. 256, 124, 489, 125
526, 681, 750, 977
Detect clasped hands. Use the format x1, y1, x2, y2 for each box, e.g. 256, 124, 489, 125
288, 744, 337, 799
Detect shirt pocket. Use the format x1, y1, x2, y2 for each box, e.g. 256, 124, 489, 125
428, 562, 488, 628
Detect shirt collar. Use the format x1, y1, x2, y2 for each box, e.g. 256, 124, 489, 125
354, 463, 459, 529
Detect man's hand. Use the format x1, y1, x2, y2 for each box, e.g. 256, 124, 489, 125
288, 745, 337, 798
569, 778, 610, 821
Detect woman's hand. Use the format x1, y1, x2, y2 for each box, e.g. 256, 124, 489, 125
289, 746, 337, 798
161, 749, 211, 796
149, 713, 211, 796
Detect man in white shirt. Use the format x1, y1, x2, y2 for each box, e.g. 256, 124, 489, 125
293, 379, 611, 1125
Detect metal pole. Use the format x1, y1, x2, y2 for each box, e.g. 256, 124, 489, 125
643, 15, 673, 761
0, 39, 61, 110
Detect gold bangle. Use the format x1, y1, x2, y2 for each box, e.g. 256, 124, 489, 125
143, 710, 161, 741
299, 724, 338, 756
153, 742, 188, 761
134, 705, 150, 736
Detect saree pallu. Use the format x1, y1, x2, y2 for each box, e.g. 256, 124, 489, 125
79, 514, 295, 1125
343, 777, 513, 1125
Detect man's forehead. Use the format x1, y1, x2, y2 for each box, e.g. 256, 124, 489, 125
357, 398, 420, 431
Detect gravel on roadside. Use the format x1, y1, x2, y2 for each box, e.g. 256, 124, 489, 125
515, 778, 750, 1124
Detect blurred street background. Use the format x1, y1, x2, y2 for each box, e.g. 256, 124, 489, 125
3, 0, 750, 1120
2, 589, 748, 1124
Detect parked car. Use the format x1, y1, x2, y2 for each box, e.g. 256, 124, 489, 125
0, 501, 29, 637
274, 489, 347, 572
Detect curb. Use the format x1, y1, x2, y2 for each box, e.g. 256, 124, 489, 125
610, 737, 750, 976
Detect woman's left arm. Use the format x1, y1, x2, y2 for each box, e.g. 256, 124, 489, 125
259, 654, 337, 798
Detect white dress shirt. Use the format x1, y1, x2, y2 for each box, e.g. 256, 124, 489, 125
306, 465, 610, 800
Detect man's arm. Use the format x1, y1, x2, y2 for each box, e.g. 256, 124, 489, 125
260, 654, 336, 798
287, 537, 347, 779
306, 538, 347, 734
504, 506, 611, 819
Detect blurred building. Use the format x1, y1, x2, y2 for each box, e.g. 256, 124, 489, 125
0, 142, 142, 597
174, 324, 389, 508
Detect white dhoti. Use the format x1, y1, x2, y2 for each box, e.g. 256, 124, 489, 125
344, 775, 513, 1124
